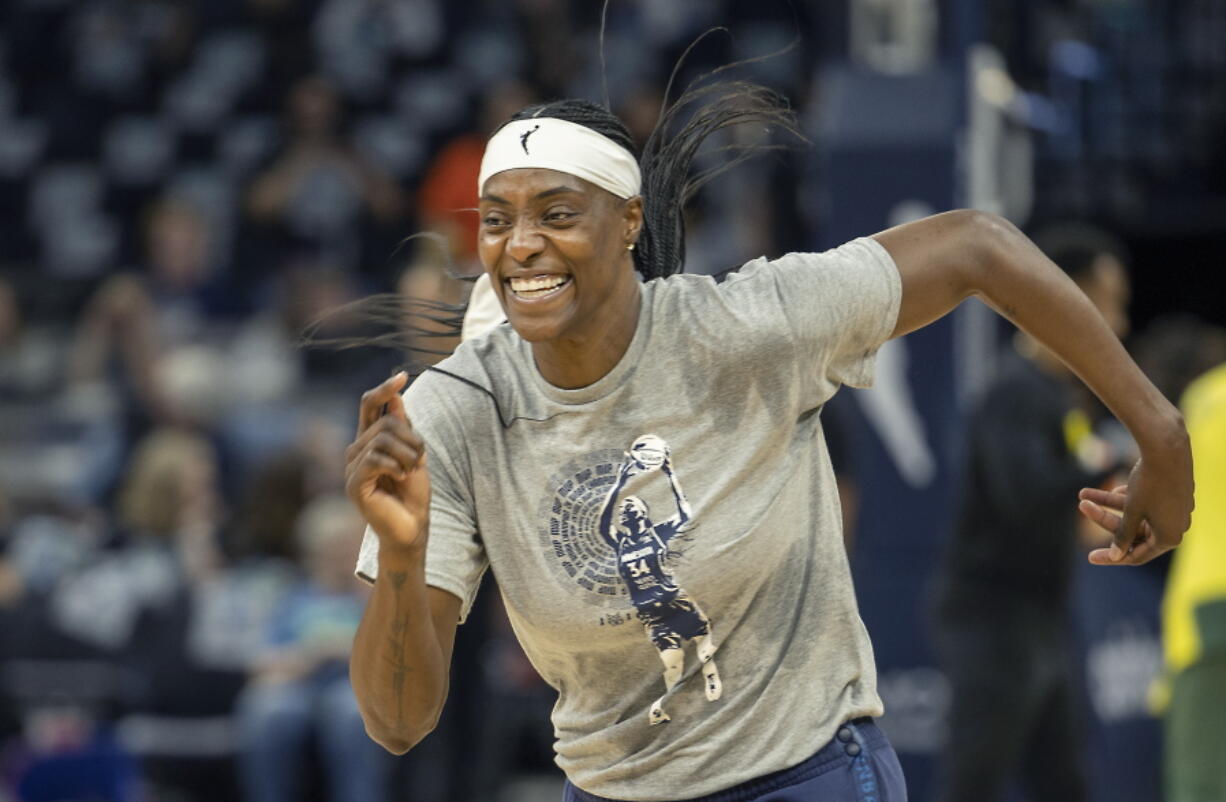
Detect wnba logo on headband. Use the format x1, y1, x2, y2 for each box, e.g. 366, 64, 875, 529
519, 124, 541, 154
478, 117, 642, 200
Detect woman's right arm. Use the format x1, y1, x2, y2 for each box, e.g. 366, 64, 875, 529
344, 372, 461, 753
350, 550, 460, 753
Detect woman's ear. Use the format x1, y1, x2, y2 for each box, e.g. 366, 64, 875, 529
622, 196, 644, 247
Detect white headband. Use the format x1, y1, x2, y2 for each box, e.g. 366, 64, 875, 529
478, 117, 641, 199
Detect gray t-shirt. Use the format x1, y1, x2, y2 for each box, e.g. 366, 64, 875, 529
356, 237, 902, 801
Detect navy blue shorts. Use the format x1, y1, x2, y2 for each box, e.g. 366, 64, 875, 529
636, 593, 710, 651
562, 718, 906, 802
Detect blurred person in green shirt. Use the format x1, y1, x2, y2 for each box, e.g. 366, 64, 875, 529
1161, 358, 1226, 802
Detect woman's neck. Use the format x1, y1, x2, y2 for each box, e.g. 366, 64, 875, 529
532, 278, 643, 390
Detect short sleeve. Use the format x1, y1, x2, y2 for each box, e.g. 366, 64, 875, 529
353, 388, 489, 624
722, 237, 901, 404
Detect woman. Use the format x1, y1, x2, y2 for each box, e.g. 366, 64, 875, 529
342, 93, 1193, 802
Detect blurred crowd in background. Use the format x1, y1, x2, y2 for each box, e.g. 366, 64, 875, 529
0, 1, 1223, 801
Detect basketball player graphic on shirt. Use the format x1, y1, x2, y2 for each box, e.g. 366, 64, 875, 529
598, 434, 722, 725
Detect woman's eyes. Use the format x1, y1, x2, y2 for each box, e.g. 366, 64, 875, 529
481, 210, 578, 228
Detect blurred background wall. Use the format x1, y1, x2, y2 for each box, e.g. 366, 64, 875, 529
0, 1, 1223, 801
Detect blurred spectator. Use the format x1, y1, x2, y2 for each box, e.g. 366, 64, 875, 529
0, 278, 24, 395
67, 194, 236, 428
931, 222, 1132, 802
1160, 350, 1226, 802
51, 428, 223, 656
0, 275, 68, 433
0, 279, 15, 340
616, 85, 666, 150
245, 75, 404, 272
228, 451, 312, 564
513, 0, 583, 98
1118, 315, 1226, 802
0, 489, 18, 612
225, 259, 355, 406
235, 494, 388, 802
0, 486, 20, 741
0, 429, 225, 802
181, 451, 313, 681
313, 0, 445, 100
220, 259, 391, 476
1066, 313, 1222, 802
270, 259, 375, 392
1131, 315, 1226, 412
172, 442, 356, 687
68, 270, 165, 424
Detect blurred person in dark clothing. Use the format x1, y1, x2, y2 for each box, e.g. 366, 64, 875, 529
0, 278, 26, 397
227, 258, 374, 400
245, 75, 404, 272
0, 488, 21, 622
1131, 316, 1226, 417
0, 429, 228, 801
512, 0, 583, 99
68, 195, 238, 428
51, 428, 225, 658
932, 223, 1133, 802
234, 494, 388, 802
616, 85, 667, 150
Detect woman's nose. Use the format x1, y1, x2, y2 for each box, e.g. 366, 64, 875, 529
506, 220, 545, 264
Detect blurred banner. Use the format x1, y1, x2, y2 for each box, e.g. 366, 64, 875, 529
813, 62, 966, 800
1073, 557, 1166, 802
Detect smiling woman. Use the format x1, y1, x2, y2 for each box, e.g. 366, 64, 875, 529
477, 166, 640, 389
340, 59, 1192, 802
471, 93, 799, 390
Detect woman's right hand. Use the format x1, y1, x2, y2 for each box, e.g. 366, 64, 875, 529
345, 372, 431, 552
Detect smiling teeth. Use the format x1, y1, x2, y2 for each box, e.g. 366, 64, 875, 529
510, 275, 569, 296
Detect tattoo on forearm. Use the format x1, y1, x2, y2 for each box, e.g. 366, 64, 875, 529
386, 571, 412, 728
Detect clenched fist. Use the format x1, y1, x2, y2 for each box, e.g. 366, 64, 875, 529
345, 372, 431, 552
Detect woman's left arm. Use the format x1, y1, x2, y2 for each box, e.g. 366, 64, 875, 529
873, 209, 1193, 566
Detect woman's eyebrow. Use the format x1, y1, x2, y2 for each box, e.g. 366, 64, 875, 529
534, 185, 581, 200
479, 185, 581, 205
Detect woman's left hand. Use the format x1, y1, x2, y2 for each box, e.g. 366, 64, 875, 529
1078, 437, 1194, 566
